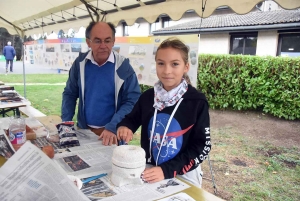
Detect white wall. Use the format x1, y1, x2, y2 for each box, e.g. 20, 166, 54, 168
199, 33, 230, 54
116, 18, 150, 37
256, 31, 278, 56
115, 24, 123, 37
169, 12, 200, 26
261, 0, 280, 11
128, 19, 150, 36
115, 11, 201, 37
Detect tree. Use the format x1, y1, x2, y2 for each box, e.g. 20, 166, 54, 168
14, 35, 22, 60
67, 29, 75, 38
0, 28, 23, 60
58, 29, 65, 38
0, 28, 12, 55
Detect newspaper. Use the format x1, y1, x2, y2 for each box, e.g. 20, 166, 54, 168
157, 192, 196, 201
0, 141, 90, 201
79, 175, 190, 201
54, 142, 191, 201
53, 143, 116, 178
75, 129, 101, 145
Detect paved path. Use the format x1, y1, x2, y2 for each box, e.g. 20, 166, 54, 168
0, 61, 69, 74
7, 83, 65, 85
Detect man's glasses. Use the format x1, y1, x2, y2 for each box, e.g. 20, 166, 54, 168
88, 38, 112, 46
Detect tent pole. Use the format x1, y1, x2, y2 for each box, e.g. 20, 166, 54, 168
22, 44, 26, 98
21, 32, 26, 98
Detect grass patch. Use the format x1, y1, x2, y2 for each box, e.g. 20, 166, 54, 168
202, 126, 300, 201
14, 85, 65, 116
0, 74, 68, 83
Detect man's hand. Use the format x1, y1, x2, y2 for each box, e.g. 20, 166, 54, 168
142, 167, 165, 183
117, 126, 133, 144
99, 129, 117, 146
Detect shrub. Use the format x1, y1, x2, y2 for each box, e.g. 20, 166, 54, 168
197, 54, 300, 120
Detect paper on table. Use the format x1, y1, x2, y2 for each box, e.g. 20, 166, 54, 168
80, 175, 190, 201
53, 143, 116, 178
0, 141, 89, 201
75, 129, 100, 145
157, 192, 196, 201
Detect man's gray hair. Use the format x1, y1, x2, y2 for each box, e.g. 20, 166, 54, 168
7, 41, 11, 46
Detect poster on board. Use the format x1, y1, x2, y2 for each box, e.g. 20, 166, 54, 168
24, 35, 199, 86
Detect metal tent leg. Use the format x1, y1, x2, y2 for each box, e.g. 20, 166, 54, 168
207, 154, 217, 195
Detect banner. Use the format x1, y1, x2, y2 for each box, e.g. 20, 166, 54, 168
24, 35, 199, 86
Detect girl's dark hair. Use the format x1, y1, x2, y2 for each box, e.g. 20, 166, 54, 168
155, 37, 192, 85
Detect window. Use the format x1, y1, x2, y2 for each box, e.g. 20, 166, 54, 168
162, 16, 171, 28
150, 18, 160, 34
230, 33, 258, 55
122, 22, 128, 36
277, 33, 300, 57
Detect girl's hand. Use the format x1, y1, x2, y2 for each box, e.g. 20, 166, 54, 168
117, 126, 133, 144
142, 167, 165, 183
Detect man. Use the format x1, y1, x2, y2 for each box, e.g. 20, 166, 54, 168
62, 22, 140, 146
2, 41, 16, 73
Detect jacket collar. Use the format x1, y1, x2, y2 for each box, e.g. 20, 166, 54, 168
85, 51, 114, 67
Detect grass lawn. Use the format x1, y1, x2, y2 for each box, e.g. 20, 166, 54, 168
0, 74, 69, 83
14, 85, 65, 116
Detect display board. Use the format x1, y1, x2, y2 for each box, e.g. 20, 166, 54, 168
24, 35, 199, 86
24, 38, 88, 70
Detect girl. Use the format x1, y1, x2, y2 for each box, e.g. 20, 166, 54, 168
117, 38, 211, 187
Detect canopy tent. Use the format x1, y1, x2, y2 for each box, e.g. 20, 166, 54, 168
1, 0, 300, 37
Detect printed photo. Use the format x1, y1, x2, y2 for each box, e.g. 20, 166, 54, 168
46, 45, 55, 52
81, 177, 116, 200
71, 44, 82, 52
63, 155, 90, 171
61, 44, 71, 52
0, 134, 15, 159
129, 45, 146, 56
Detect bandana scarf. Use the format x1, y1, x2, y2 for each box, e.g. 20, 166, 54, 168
153, 79, 188, 111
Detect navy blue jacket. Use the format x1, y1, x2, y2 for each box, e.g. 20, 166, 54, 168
3, 45, 16, 60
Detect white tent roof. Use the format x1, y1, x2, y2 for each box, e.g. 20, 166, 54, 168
1, 0, 300, 36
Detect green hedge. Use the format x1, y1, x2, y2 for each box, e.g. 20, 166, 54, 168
197, 54, 300, 120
